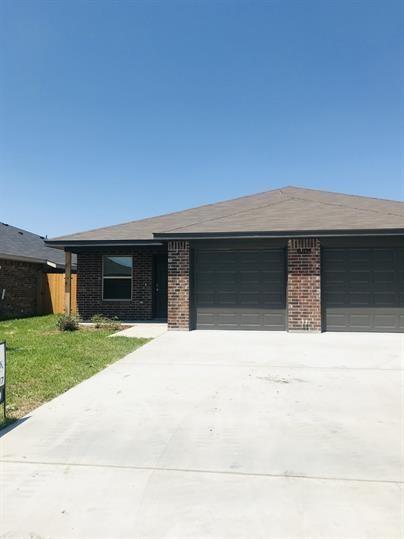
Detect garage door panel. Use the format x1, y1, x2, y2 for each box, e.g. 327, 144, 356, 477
349, 312, 373, 330
239, 272, 260, 284
323, 247, 403, 332
238, 293, 261, 305
238, 284, 260, 295
324, 270, 345, 282
196, 308, 285, 331
195, 292, 216, 305
196, 311, 238, 330
262, 293, 285, 306
349, 249, 371, 260
374, 272, 395, 286
238, 313, 265, 327
347, 282, 372, 293
216, 292, 238, 305
261, 281, 284, 292
349, 292, 372, 306
373, 312, 402, 330
194, 249, 286, 330
326, 310, 372, 330
262, 268, 284, 275
325, 312, 347, 329
214, 276, 238, 289
238, 253, 263, 266
374, 292, 397, 306
374, 258, 395, 270
262, 312, 286, 329
349, 259, 371, 271
324, 292, 346, 306
323, 249, 345, 262
348, 271, 371, 284
262, 277, 284, 287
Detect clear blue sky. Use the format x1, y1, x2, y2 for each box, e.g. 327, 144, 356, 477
0, 0, 402, 238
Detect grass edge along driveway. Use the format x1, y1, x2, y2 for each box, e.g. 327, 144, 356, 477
0, 315, 148, 426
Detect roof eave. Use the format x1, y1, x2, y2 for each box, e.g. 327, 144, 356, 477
44, 228, 404, 248
0, 252, 71, 269
153, 228, 404, 239
0, 252, 47, 265
45, 239, 164, 250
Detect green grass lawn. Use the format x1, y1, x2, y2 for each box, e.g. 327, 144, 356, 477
0, 315, 148, 426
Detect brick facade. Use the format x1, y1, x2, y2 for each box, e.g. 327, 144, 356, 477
167, 241, 190, 330
77, 247, 165, 321
0, 258, 42, 319
76, 239, 325, 331
287, 238, 321, 331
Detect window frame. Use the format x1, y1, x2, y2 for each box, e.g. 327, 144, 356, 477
102, 255, 133, 302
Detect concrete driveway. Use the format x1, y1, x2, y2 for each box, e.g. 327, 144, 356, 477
0, 331, 402, 538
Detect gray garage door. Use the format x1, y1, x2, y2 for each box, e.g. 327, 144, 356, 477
194, 249, 286, 330
323, 248, 404, 332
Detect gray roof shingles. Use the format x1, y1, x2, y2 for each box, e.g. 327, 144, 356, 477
0, 222, 73, 267
47, 186, 404, 244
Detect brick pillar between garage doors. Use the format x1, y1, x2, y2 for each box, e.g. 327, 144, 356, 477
167, 241, 190, 330
287, 238, 321, 331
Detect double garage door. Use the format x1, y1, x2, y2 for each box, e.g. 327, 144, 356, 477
194, 246, 403, 332
194, 249, 286, 330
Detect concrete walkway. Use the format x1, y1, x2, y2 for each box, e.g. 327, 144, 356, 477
1, 331, 403, 538
112, 321, 167, 339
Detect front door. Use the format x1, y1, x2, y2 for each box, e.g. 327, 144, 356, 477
153, 254, 168, 319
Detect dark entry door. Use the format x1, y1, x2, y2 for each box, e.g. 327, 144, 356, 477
194, 249, 286, 330
323, 247, 404, 332
153, 254, 168, 319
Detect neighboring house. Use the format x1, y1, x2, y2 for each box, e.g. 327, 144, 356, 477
0, 223, 76, 319
46, 187, 404, 333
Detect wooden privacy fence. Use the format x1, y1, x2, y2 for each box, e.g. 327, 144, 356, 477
38, 273, 77, 315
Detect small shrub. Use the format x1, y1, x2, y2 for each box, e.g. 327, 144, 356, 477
57, 314, 79, 332
91, 314, 108, 328
90, 314, 112, 328
109, 317, 121, 331
91, 314, 121, 331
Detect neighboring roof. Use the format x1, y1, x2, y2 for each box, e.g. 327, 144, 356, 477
0, 222, 76, 268
47, 186, 404, 246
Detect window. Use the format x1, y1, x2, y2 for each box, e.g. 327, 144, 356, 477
103, 256, 133, 300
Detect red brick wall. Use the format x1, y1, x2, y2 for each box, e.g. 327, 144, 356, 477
77, 247, 165, 321
287, 238, 321, 331
168, 241, 190, 330
0, 258, 42, 319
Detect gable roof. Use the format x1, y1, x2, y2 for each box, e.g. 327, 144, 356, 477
0, 222, 75, 268
47, 186, 404, 246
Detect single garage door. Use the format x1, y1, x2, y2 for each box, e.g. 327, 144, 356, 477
194, 249, 286, 330
323, 247, 404, 332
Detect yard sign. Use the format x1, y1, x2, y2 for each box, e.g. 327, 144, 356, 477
0, 341, 6, 414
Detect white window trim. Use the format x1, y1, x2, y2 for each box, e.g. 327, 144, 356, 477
102, 255, 133, 302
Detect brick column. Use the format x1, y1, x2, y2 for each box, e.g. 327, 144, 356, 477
287, 238, 321, 331
168, 241, 190, 330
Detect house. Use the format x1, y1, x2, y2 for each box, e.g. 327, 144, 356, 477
0, 223, 76, 319
46, 187, 404, 333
